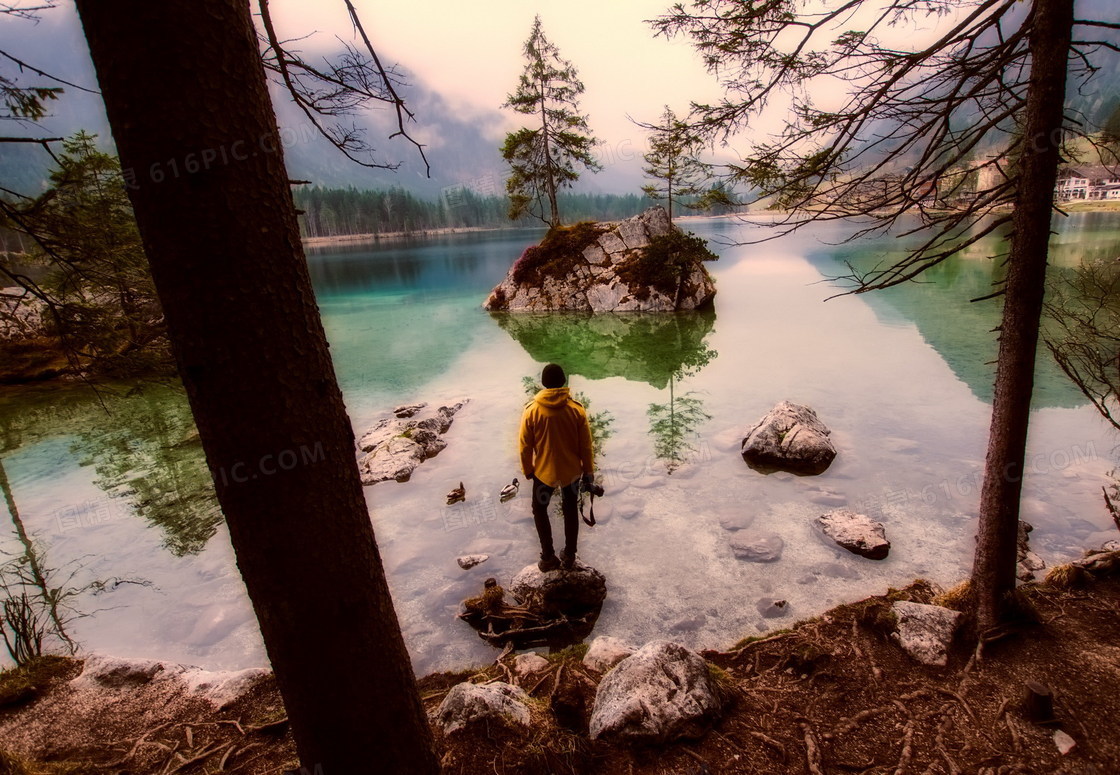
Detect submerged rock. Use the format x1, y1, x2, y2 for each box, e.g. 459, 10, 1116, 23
456, 554, 489, 570
817, 509, 891, 560
718, 511, 755, 532
730, 531, 784, 562
891, 601, 961, 667
741, 401, 837, 475
483, 207, 716, 312
433, 681, 531, 735
589, 640, 722, 743
355, 400, 466, 485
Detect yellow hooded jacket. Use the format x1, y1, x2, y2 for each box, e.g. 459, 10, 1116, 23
519, 387, 594, 489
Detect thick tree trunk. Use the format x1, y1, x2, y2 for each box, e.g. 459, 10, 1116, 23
73, 2, 438, 772
972, 0, 1073, 632
539, 78, 560, 228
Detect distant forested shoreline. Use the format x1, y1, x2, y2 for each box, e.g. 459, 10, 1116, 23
292, 185, 735, 239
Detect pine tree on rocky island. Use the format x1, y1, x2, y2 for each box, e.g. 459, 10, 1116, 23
502, 15, 601, 229
638, 105, 714, 225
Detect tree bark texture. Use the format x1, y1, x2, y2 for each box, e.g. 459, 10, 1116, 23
972, 0, 1074, 632
73, 2, 439, 771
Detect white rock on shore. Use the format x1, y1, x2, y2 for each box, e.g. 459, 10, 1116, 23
73, 654, 269, 709
433, 681, 532, 735
589, 640, 723, 743
890, 601, 961, 667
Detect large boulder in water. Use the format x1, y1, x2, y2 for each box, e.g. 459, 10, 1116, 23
510, 560, 607, 618
355, 400, 466, 484
589, 640, 723, 743
741, 401, 837, 475
483, 207, 716, 312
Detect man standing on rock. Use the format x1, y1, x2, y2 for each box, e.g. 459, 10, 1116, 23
519, 363, 595, 572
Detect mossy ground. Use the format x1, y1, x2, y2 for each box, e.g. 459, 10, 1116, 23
510, 222, 606, 286
3, 574, 1120, 774
615, 231, 718, 302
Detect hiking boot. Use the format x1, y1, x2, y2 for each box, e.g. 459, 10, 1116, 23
559, 550, 576, 570
538, 552, 561, 572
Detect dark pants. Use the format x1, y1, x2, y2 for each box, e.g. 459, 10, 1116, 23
531, 477, 580, 557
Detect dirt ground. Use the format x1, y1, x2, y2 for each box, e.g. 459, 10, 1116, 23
2, 573, 1118, 775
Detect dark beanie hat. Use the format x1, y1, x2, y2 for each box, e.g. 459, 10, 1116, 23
541, 363, 566, 388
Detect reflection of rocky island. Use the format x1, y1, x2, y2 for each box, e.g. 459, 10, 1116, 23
492, 310, 717, 389
483, 207, 717, 312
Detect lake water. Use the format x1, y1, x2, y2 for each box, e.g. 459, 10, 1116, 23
2, 213, 1119, 676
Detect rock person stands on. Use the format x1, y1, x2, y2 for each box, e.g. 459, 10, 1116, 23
519, 363, 595, 572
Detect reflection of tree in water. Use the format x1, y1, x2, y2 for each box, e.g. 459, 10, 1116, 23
1, 455, 154, 663
646, 336, 716, 473
494, 309, 717, 389
73, 385, 222, 556
647, 376, 711, 474
0, 457, 77, 657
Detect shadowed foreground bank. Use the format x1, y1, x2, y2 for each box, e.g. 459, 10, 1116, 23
1, 570, 1118, 774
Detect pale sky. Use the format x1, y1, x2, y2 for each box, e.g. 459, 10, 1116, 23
271, 0, 727, 155
0, 0, 972, 191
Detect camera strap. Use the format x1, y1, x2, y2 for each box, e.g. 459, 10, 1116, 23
580, 491, 595, 527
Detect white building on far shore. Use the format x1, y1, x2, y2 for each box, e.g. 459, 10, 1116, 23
1056, 165, 1120, 201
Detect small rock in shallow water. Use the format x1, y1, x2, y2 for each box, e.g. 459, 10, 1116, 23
756, 599, 790, 618
816, 561, 861, 579
668, 614, 708, 633
456, 554, 489, 570
718, 512, 754, 531
817, 509, 890, 560
808, 488, 847, 507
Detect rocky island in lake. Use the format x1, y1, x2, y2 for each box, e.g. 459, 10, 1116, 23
483, 206, 717, 312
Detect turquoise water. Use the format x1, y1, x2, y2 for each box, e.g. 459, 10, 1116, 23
1, 214, 1118, 675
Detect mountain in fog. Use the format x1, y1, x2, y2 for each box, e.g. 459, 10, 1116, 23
0, 10, 643, 199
